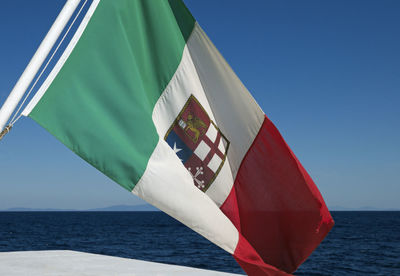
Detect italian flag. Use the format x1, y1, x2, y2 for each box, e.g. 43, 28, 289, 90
22, 1, 334, 275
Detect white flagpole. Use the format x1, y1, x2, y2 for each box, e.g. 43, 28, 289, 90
0, 0, 81, 133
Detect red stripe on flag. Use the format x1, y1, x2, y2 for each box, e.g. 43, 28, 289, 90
221, 115, 334, 275
234, 234, 291, 276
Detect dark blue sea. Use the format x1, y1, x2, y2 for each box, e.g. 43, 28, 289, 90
0, 211, 399, 275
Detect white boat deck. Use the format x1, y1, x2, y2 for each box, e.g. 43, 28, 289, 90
0, 250, 242, 275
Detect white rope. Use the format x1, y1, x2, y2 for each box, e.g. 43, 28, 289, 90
9, 0, 88, 126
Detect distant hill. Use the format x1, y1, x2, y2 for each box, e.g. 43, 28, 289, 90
2, 204, 159, 212
3, 205, 398, 212
5, 207, 76, 212
87, 204, 159, 212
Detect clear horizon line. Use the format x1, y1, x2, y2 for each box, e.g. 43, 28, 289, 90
1, 204, 399, 212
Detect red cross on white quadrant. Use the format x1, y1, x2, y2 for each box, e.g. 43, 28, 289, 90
202, 131, 224, 166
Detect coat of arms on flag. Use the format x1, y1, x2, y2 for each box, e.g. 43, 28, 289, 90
165, 95, 230, 192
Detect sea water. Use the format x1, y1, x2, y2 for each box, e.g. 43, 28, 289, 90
0, 211, 399, 275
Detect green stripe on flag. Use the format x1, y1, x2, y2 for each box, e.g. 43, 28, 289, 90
29, 0, 195, 191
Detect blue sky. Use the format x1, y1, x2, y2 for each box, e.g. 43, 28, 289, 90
0, 0, 399, 210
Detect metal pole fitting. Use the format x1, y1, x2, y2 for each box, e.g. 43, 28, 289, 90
0, 124, 13, 141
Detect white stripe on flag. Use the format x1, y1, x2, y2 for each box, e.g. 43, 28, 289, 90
188, 23, 265, 179
134, 22, 267, 255
132, 138, 239, 254
151, 44, 234, 206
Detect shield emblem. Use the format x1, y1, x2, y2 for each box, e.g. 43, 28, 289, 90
164, 95, 230, 192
